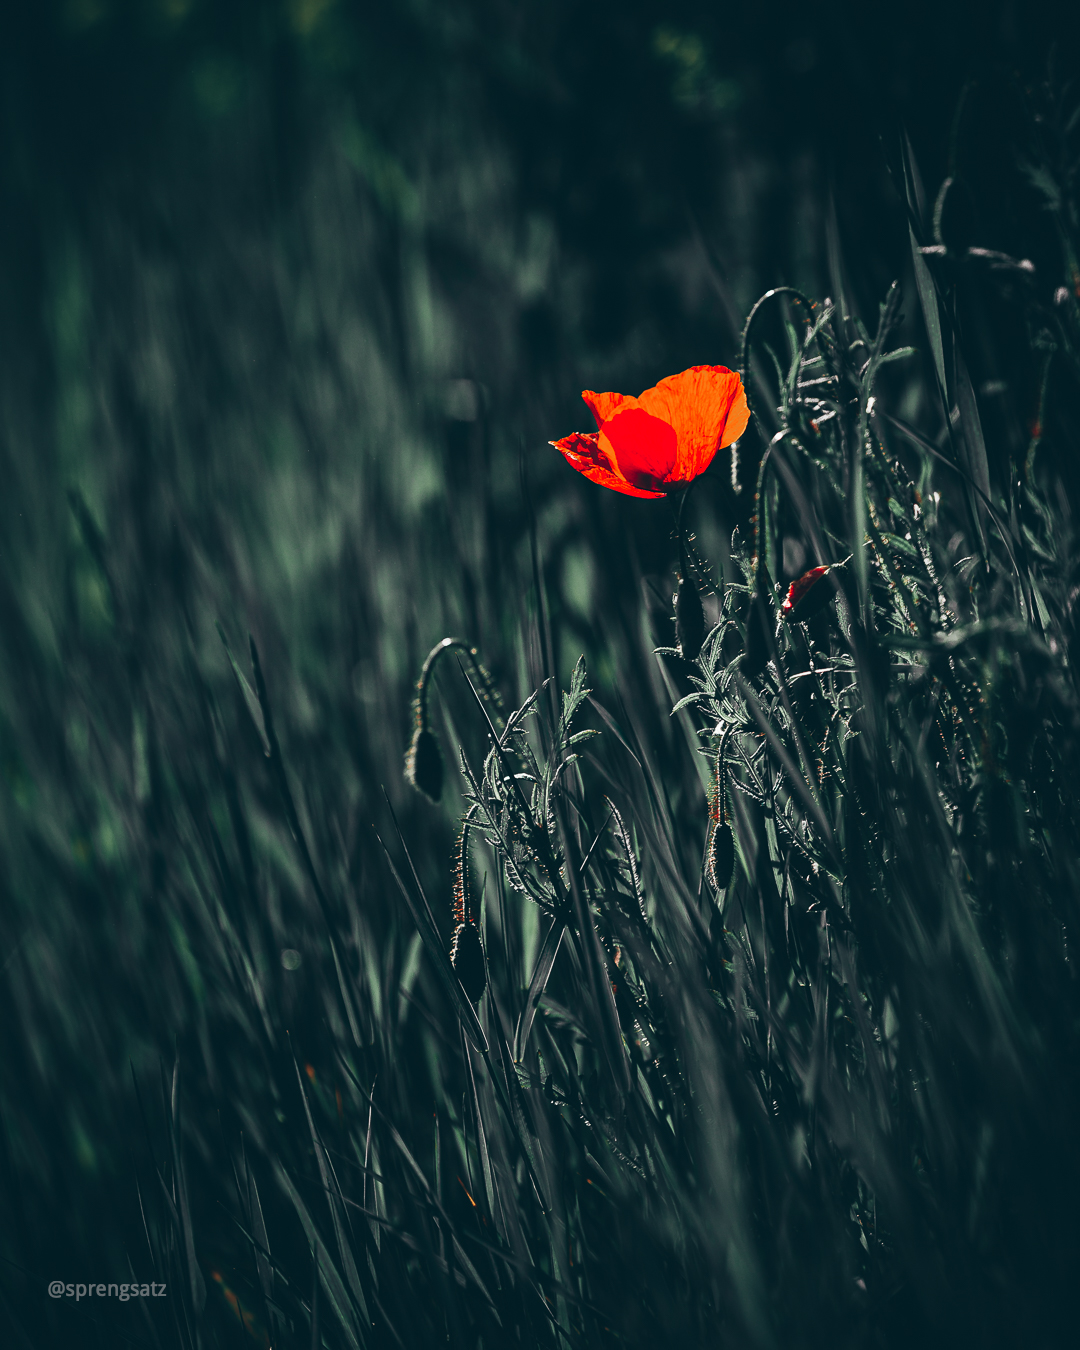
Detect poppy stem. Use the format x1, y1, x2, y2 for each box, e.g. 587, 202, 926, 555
672, 484, 695, 574
414, 637, 504, 734
713, 720, 736, 826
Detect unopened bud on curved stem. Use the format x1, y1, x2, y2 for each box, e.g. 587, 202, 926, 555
405, 722, 443, 802
404, 637, 504, 802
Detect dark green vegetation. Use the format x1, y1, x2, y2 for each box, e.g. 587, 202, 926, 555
1, 3, 1079, 1347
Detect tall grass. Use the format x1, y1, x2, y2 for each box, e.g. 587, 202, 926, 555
1, 28, 1079, 1350
375, 138, 1080, 1346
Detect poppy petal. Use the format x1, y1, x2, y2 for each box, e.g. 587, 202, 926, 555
550, 433, 667, 498
582, 389, 638, 429
638, 366, 750, 481
598, 407, 678, 490
782, 566, 831, 618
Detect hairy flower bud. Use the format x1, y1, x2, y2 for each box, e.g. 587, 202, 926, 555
675, 573, 706, 661
405, 725, 443, 802
707, 822, 735, 892
450, 921, 487, 1004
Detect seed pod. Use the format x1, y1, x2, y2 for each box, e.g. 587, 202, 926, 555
782, 565, 834, 622
450, 921, 487, 1003
405, 724, 443, 802
675, 573, 706, 661
707, 821, 735, 892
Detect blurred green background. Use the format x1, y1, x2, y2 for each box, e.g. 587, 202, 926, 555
0, 1, 1075, 1344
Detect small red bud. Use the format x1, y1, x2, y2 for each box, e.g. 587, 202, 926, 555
782, 566, 833, 621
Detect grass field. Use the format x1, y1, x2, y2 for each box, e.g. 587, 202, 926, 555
1, 4, 1079, 1347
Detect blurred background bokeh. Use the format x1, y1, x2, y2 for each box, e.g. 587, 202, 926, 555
0, 0, 1075, 1343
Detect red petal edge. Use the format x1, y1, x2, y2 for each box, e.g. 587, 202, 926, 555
782, 566, 829, 615
549, 434, 668, 499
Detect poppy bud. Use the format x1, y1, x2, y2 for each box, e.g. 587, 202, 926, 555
675, 573, 706, 661
450, 921, 487, 1003
782, 566, 833, 622
405, 724, 443, 802
707, 822, 735, 892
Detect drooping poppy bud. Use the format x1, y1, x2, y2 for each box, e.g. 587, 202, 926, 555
675, 572, 706, 661
405, 724, 443, 802
405, 637, 505, 802
782, 565, 833, 622
450, 921, 487, 1003
707, 821, 735, 892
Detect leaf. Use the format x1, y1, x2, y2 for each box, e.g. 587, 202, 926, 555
1021, 524, 1054, 563
877, 345, 918, 366
734, 673, 835, 850
293, 1058, 371, 1328
514, 919, 566, 1061
882, 533, 920, 558
376, 798, 489, 1053
165, 1058, 207, 1319
910, 225, 947, 398
1020, 160, 1062, 210
954, 352, 991, 502
246, 1168, 274, 1303
1029, 578, 1052, 632
461, 1036, 497, 1222
275, 1165, 364, 1350
954, 350, 990, 556
561, 655, 591, 725
217, 622, 271, 756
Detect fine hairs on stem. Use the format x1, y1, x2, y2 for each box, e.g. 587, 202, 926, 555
450, 813, 487, 1004
707, 722, 737, 893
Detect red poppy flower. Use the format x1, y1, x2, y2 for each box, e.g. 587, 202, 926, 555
550, 365, 750, 498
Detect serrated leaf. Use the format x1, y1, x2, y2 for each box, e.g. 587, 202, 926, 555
561, 655, 590, 723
